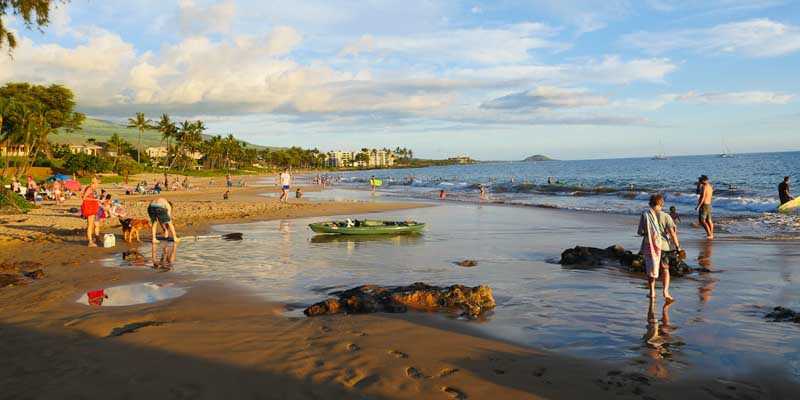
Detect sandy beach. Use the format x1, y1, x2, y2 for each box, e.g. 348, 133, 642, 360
1, 177, 798, 399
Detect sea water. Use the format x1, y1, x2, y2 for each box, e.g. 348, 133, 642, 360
108, 201, 800, 382
320, 151, 800, 238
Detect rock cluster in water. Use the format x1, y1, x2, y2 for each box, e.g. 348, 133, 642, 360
0, 261, 45, 287
303, 283, 495, 318
559, 245, 693, 277
765, 307, 800, 323
454, 260, 479, 267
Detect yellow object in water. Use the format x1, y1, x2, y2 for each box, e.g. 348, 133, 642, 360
777, 197, 800, 214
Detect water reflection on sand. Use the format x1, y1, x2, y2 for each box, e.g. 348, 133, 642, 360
76, 282, 186, 307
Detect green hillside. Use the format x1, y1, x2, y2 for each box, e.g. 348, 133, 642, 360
53, 118, 270, 150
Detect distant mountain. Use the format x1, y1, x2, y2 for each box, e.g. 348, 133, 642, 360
522, 154, 554, 162
53, 118, 271, 150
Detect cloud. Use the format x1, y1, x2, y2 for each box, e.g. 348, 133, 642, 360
512, 0, 633, 34
451, 56, 677, 85
481, 87, 608, 110
675, 90, 794, 104
622, 18, 800, 57
339, 23, 563, 65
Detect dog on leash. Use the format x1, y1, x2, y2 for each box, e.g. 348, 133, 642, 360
119, 218, 151, 243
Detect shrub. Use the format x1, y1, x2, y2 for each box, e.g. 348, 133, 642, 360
62, 153, 113, 176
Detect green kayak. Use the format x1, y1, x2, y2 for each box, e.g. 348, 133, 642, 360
308, 220, 426, 235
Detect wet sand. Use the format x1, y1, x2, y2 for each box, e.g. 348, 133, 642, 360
1, 179, 798, 399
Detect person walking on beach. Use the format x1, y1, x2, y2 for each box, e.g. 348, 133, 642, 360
81, 176, 101, 247
148, 198, 178, 243
52, 179, 62, 205
779, 176, 793, 205
226, 174, 233, 189
279, 168, 292, 202
370, 175, 377, 192
695, 175, 714, 239
638, 194, 682, 302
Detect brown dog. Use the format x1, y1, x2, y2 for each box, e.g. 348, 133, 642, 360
119, 218, 151, 243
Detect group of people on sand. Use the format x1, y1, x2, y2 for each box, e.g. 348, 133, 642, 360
81, 175, 178, 247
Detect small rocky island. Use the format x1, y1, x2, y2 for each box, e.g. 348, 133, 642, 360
522, 154, 554, 162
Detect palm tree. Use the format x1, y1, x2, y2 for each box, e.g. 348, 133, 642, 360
127, 112, 154, 164
108, 133, 131, 167
155, 114, 176, 167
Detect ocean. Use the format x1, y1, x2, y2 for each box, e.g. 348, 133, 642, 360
325, 151, 800, 238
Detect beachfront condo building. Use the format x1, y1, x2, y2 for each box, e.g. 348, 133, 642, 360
327, 150, 396, 168
0, 144, 30, 157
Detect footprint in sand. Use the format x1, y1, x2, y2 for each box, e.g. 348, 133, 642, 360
439, 368, 460, 378
442, 387, 468, 399
347, 343, 360, 351
349, 330, 367, 337
492, 369, 506, 375
321, 325, 333, 333
389, 350, 409, 359
406, 367, 430, 379
532, 367, 547, 377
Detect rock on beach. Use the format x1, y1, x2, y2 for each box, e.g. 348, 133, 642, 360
304, 283, 495, 318
559, 245, 693, 276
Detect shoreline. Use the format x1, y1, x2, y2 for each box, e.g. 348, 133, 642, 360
1, 175, 798, 399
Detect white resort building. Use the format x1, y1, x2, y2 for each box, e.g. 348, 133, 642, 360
326, 149, 396, 168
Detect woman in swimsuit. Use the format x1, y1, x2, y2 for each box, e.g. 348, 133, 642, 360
82, 176, 101, 247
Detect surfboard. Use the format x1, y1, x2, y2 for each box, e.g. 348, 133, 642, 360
373, 179, 383, 186
777, 197, 800, 214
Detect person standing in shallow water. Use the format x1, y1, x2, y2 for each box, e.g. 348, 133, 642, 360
638, 194, 682, 302
695, 175, 714, 239
778, 176, 793, 205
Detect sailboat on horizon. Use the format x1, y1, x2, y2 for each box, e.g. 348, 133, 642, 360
719, 138, 735, 158
652, 140, 668, 160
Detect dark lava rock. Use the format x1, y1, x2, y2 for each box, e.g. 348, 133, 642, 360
455, 260, 479, 267
560, 245, 693, 277
304, 283, 495, 318
0, 261, 44, 273
0, 274, 33, 287
765, 307, 800, 323
24, 269, 45, 280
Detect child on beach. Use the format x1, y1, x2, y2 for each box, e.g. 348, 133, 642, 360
296, 188, 303, 199
669, 206, 682, 225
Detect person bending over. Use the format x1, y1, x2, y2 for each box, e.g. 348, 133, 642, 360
148, 198, 178, 243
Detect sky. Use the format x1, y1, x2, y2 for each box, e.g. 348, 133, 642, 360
1, 0, 799, 160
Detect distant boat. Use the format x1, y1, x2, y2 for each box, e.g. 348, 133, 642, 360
718, 138, 735, 158
652, 140, 668, 160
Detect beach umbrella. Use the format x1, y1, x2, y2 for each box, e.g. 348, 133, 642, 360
45, 174, 74, 182
62, 180, 82, 191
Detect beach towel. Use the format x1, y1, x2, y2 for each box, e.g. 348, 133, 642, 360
640, 210, 664, 279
